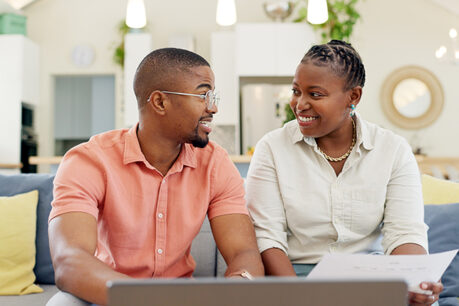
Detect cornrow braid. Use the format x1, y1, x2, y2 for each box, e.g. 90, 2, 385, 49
301, 40, 366, 91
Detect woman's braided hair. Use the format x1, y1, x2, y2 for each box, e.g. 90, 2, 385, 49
301, 40, 366, 91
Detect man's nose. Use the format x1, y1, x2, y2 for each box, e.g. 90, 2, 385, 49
207, 103, 218, 114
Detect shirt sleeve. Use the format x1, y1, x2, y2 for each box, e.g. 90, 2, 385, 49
207, 148, 248, 220
246, 136, 288, 254
381, 137, 429, 254
49, 145, 105, 222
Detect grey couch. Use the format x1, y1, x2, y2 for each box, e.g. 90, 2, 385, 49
2, 173, 459, 306
0, 173, 227, 306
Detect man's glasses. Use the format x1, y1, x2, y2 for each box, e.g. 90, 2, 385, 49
161, 90, 220, 110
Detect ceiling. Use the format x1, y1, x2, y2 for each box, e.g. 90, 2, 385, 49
3, 0, 459, 12
1, 0, 458, 19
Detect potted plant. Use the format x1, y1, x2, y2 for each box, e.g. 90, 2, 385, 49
112, 21, 130, 68
294, 0, 362, 42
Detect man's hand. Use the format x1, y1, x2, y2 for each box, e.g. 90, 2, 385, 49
408, 281, 443, 306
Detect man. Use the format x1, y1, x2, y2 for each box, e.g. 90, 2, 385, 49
47, 48, 264, 306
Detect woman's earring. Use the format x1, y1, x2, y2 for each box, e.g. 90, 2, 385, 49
350, 104, 356, 117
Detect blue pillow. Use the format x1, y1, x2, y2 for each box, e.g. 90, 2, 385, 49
0, 173, 55, 284
424, 203, 459, 305
437, 297, 459, 306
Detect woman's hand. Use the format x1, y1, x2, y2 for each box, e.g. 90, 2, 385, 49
408, 281, 443, 305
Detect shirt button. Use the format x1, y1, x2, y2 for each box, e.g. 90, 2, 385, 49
162, 179, 166, 183
157, 248, 163, 254
158, 213, 163, 219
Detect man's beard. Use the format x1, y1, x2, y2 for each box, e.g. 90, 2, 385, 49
189, 125, 209, 148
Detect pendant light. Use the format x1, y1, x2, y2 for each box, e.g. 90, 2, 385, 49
435, 28, 459, 64
307, 0, 328, 25
216, 0, 237, 26
126, 0, 147, 29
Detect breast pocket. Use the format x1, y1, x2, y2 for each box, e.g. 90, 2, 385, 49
345, 188, 386, 235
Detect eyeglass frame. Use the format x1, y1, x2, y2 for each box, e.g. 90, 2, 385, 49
156, 90, 220, 110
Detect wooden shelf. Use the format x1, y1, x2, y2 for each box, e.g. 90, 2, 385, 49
29, 156, 62, 165
230, 155, 252, 163
28, 155, 253, 165
415, 155, 459, 179
0, 163, 22, 169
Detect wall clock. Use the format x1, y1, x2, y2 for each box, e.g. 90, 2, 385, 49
71, 45, 95, 68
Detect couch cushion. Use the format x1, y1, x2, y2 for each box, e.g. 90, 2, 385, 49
422, 174, 459, 205
0, 284, 58, 306
0, 174, 55, 284
191, 217, 217, 277
0, 190, 43, 295
424, 203, 459, 303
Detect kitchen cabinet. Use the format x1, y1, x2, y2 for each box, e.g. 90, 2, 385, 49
235, 23, 315, 76
211, 31, 238, 126
0, 35, 39, 172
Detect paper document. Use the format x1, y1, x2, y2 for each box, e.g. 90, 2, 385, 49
307, 249, 458, 293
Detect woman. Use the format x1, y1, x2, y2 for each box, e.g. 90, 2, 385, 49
246, 40, 443, 305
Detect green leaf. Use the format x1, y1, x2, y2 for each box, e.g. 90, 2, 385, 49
292, 0, 364, 44
283, 103, 296, 125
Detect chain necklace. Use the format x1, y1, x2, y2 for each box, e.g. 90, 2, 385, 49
317, 119, 356, 162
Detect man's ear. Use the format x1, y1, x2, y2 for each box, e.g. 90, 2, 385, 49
146, 91, 168, 115
349, 86, 362, 108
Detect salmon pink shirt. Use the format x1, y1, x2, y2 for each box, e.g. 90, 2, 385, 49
49, 124, 248, 278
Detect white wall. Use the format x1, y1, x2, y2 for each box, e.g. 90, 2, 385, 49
353, 0, 459, 156
22, 0, 459, 159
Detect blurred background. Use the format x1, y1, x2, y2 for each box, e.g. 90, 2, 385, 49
1, 0, 458, 177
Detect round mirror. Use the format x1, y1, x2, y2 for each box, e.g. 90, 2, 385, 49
393, 78, 431, 118
381, 66, 444, 129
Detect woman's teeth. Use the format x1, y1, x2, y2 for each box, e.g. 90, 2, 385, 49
298, 116, 318, 122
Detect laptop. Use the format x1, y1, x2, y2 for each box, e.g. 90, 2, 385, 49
107, 277, 408, 306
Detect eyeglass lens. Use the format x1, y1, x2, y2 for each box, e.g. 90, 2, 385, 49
206, 91, 219, 109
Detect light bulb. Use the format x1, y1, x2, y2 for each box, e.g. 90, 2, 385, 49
449, 28, 457, 39
126, 0, 147, 29
435, 46, 447, 59
216, 0, 237, 26
307, 0, 328, 25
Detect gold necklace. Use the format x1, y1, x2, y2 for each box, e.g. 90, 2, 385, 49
317, 119, 356, 162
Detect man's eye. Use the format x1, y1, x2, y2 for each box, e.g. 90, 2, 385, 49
292, 89, 300, 96
311, 92, 322, 97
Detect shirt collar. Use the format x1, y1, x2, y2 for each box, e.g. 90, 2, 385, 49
354, 112, 374, 151
123, 123, 197, 170
288, 112, 375, 151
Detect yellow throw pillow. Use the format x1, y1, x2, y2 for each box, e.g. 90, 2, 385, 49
422, 174, 459, 205
0, 190, 43, 295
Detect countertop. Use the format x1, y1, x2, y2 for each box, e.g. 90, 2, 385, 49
0, 163, 23, 169
29, 155, 253, 165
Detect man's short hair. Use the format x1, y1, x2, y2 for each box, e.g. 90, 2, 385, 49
133, 48, 210, 109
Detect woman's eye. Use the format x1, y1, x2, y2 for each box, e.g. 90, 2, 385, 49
311, 92, 322, 97
292, 89, 300, 96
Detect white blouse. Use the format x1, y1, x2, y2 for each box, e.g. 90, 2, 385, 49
246, 114, 428, 264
